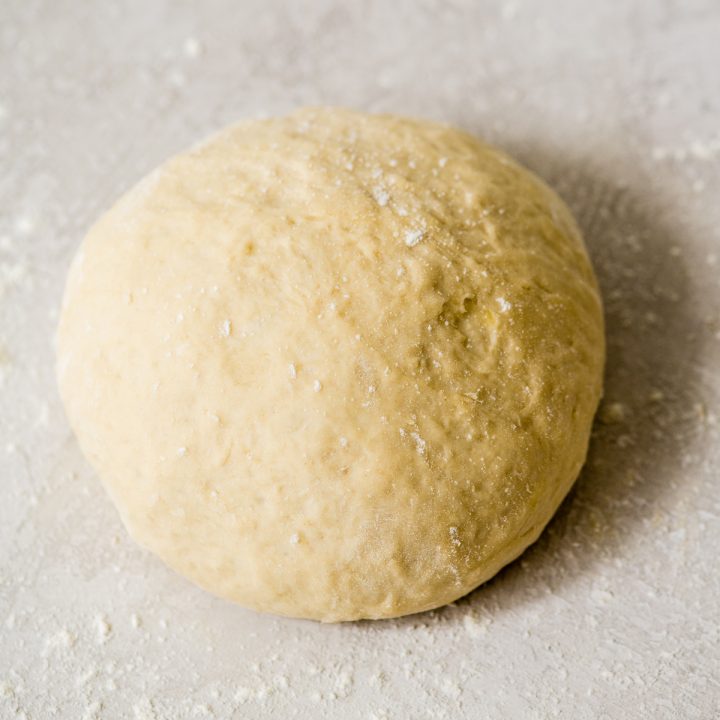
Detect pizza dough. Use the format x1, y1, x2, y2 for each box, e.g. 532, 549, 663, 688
56, 108, 604, 621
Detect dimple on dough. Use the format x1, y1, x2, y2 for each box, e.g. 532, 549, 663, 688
57, 107, 604, 622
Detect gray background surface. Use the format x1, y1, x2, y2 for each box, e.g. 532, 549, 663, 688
1, 1, 719, 718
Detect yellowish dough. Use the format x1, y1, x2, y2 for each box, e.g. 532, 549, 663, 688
57, 108, 604, 621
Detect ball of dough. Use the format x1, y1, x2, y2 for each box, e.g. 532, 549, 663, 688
57, 108, 604, 621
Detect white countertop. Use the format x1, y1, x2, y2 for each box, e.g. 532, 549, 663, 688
1, 1, 719, 717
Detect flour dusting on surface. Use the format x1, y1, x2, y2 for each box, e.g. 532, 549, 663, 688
404, 229, 424, 247
2, 2, 720, 719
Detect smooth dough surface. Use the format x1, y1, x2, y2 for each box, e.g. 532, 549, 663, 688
57, 108, 604, 621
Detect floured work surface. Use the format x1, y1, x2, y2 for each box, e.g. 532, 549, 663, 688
1, 1, 719, 717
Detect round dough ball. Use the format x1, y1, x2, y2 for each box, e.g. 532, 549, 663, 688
57, 108, 604, 621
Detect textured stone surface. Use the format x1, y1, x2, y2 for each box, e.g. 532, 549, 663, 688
1, 1, 719, 717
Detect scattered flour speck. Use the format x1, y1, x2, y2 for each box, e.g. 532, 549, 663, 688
372, 187, 390, 206
94, 615, 112, 644
183, 37, 202, 58
410, 431, 426, 455
600, 401, 628, 424
404, 229, 424, 247
463, 612, 492, 638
